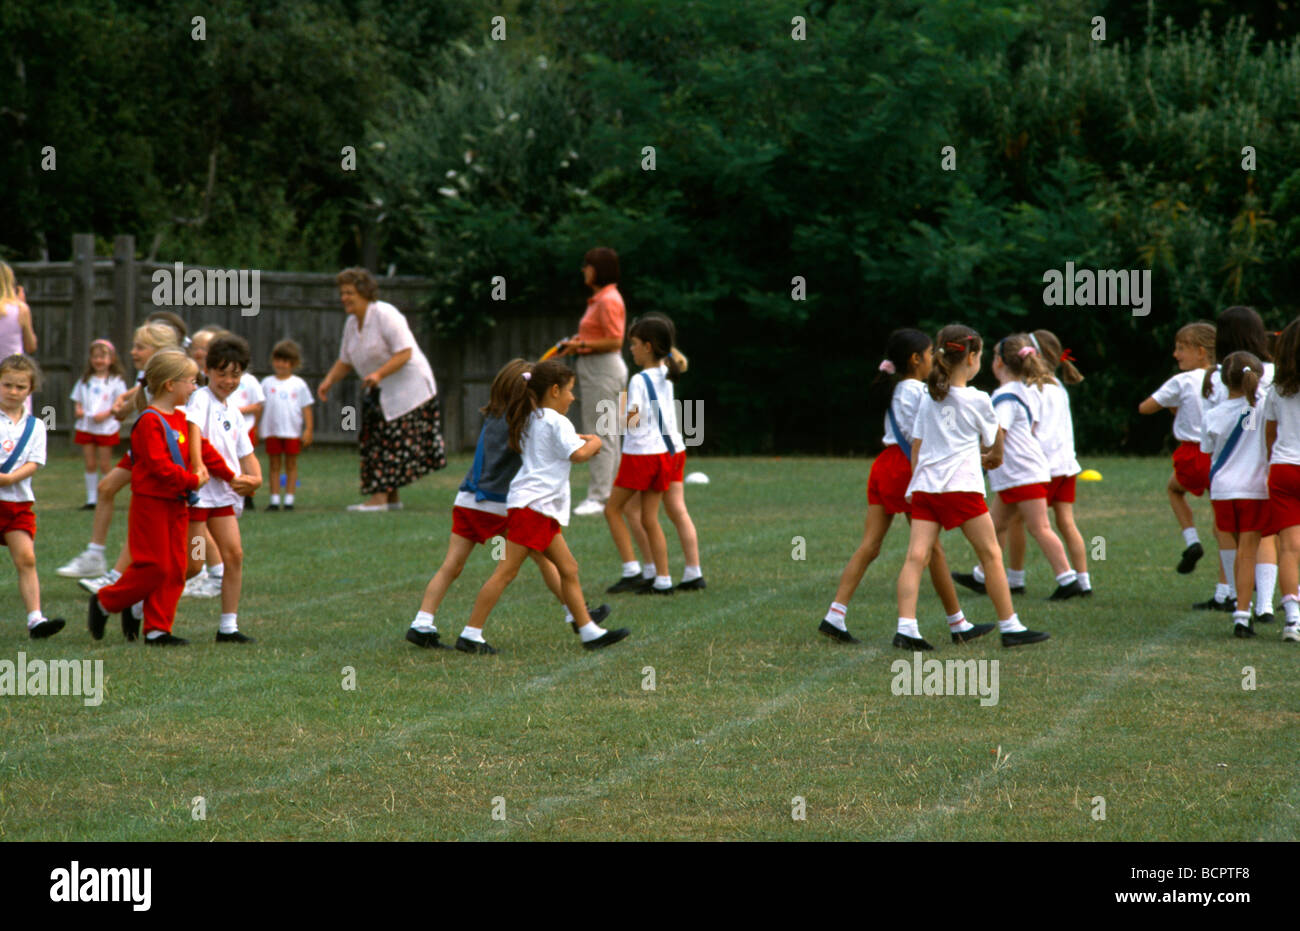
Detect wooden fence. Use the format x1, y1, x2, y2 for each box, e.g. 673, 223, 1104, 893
11, 235, 583, 451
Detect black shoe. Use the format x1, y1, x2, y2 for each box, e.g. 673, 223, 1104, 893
455, 636, 498, 655
216, 630, 255, 643
892, 632, 934, 651
266, 503, 280, 511
87, 595, 108, 640
244, 496, 255, 511
582, 627, 631, 650
1192, 596, 1236, 612
1009, 585, 1026, 595
145, 633, 189, 646
1177, 541, 1204, 574
676, 577, 707, 591
1233, 621, 1256, 638
28, 618, 65, 639
1048, 579, 1085, 601
1002, 628, 1051, 647
607, 575, 652, 594
121, 608, 140, 642
1078, 588, 1093, 597
818, 619, 860, 643
1254, 611, 1275, 625
405, 628, 450, 649
80, 502, 97, 511
951, 622, 996, 644
284, 504, 294, 511
951, 572, 986, 595
567, 603, 613, 634
637, 583, 674, 596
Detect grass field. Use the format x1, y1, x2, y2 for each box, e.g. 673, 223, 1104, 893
1, 445, 1296, 841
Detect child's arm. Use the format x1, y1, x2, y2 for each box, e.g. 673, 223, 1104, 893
301, 406, 314, 447
188, 422, 203, 472
74, 402, 85, 419
910, 438, 921, 462
0, 461, 39, 488
138, 419, 201, 494
569, 434, 603, 463
229, 452, 263, 497
981, 427, 1006, 471
240, 401, 264, 420
112, 385, 139, 418
198, 439, 234, 483
18, 301, 36, 353
1138, 397, 1166, 415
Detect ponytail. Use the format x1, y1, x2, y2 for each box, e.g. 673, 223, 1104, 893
927, 325, 981, 402
506, 358, 574, 453
1032, 329, 1083, 385
1221, 351, 1264, 406
997, 334, 1054, 390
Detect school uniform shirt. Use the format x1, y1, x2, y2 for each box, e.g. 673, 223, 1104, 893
663, 362, 687, 452
1037, 382, 1081, 477
228, 373, 265, 430
0, 413, 46, 503
1200, 396, 1268, 500
881, 378, 926, 448
130, 408, 202, 500
259, 374, 313, 438
986, 381, 1050, 493
338, 301, 438, 421
1150, 369, 1210, 442
506, 408, 586, 525
1261, 385, 1300, 466
1204, 363, 1274, 411
905, 386, 1000, 498
622, 366, 680, 455
71, 375, 128, 435
185, 387, 253, 509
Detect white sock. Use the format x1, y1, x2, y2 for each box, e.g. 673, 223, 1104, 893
26, 610, 42, 628
564, 605, 575, 624
1077, 571, 1091, 591
896, 617, 921, 639
1233, 610, 1251, 626
998, 613, 1027, 633
577, 621, 607, 643
1007, 568, 1026, 587
209, 563, 224, 580
824, 601, 848, 631
1055, 569, 1078, 586
270, 494, 281, 506
108, 568, 122, 583
88, 542, 105, 555
1182, 527, 1200, 547
621, 561, 641, 578
1256, 562, 1277, 614
653, 575, 673, 590
1283, 594, 1300, 625
947, 610, 972, 633
285, 494, 295, 505
219, 612, 238, 634
84, 472, 98, 504
459, 625, 486, 643
146, 630, 165, 640
681, 564, 703, 583
411, 610, 435, 632
641, 564, 656, 580
131, 602, 143, 619
1220, 550, 1236, 593
1215, 583, 1232, 603
972, 564, 986, 583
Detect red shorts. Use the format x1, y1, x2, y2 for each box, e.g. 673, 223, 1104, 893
248, 426, 258, 447
1268, 463, 1300, 532
909, 491, 988, 530
75, 430, 119, 447
867, 444, 913, 514
1173, 441, 1211, 496
1047, 474, 1077, 504
188, 505, 236, 522
0, 501, 35, 542
505, 507, 561, 552
998, 482, 1049, 504
116, 452, 132, 470
667, 450, 686, 483
265, 436, 302, 455
615, 452, 676, 492
451, 505, 508, 545
1212, 498, 1272, 535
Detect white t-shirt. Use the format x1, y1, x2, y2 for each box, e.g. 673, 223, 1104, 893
259, 374, 313, 438
339, 301, 438, 421
622, 366, 679, 456
0, 413, 46, 503
71, 375, 128, 435
1150, 369, 1210, 442
1036, 382, 1080, 478
987, 381, 1050, 492
1200, 396, 1268, 500
1204, 362, 1273, 411
227, 372, 265, 431
1261, 384, 1300, 466
905, 385, 999, 499
881, 378, 927, 448
186, 387, 253, 509
506, 407, 585, 525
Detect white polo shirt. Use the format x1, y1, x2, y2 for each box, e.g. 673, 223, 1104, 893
339, 301, 438, 421
881, 378, 926, 449
260, 374, 313, 438
1037, 382, 1080, 477
987, 381, 1050, 493
1261, 384, 1300, 466
905, 385, 999, 498
1201, 396, 1268, 500
622, 367, 679, 456
0, 413, 46, 503
228, 372, 265, 431
186, 386, 253, 509
1150, 369, 1210, 442
506, 408, 586, 525
71, 375, 128, 435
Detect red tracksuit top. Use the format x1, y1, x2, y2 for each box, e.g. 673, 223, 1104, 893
130, 407, 234, 499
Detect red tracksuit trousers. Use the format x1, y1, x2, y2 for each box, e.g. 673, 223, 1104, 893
97, 493, 188, 635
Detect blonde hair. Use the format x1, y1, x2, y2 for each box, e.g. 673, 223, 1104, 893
996, 333, 1056, 390
190, 325, 229, 351
0, 354, 41, 393
136, 351, 197, 411
135, 322, 181, 355
0, 263, 19, 305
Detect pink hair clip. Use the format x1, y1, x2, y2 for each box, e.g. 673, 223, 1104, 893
1017, 346, 1037, 358
522, 371, 532, 381
878, 359, 896, 375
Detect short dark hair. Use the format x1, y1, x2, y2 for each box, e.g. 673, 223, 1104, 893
206, 334, 251, 373
583, 247, 620, 287
271, 339, 302, 366
336, 267, 379, 301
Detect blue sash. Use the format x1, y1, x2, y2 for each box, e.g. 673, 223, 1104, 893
131, 409, 199, 504
639, 371, 677, 455
886, 403, 910, 462
0, 416, 36, 474
993, 392, 1034, 427
1208, 408, 1251, 485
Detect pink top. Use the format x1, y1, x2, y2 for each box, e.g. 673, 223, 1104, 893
576, 284, 625, 352
0, 302, 24, 358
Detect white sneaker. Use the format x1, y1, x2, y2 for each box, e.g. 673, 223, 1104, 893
573, 498, 606, 516
182, 574, 218, 598
199, 575, 224, 597
1283, 625, 1300, 643
57, 549, 107, 578
78, 572, 116, 594
347, 503, 388, 512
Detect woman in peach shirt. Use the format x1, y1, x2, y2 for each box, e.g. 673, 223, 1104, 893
559, 247, 627, 515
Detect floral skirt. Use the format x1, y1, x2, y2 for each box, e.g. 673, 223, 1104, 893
359, 389, 447, 495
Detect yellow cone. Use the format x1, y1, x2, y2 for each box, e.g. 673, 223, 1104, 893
1078, 469, 1103, 481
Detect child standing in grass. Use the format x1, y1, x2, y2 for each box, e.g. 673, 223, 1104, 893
1261, 318, 1300, 643
405, 359, 609, 649
897, 325, 1050, 650
819, 328, 986, 646
70, 339, 128, 510
458, 359, 630, 655
0, 355, 64, 639
260, 340, 314, 511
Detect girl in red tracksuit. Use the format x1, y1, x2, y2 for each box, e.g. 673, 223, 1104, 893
88, 351, 234, 645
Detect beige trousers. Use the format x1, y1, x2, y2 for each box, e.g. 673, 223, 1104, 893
574, 351, 627, 503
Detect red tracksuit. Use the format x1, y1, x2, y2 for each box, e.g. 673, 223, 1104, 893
97, 407, 234, 635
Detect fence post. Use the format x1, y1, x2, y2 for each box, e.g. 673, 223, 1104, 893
70, 234, 95, 409
112, 235, 136, 362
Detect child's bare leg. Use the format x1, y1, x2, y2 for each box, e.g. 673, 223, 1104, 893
1278, 526, 1300, 604
185, 522, 206, 580
1214, 528, 1235, 585
1052, 500, 1088, 573
542, 532, 592, 625
420, 534, 477, 614
285, 453, 299, 496
8, 531, 40, 614
623, 491, 653, 565
897, 519, 941, 620
1017, 497, 1072, 576
1167, 475, 1195, 529
96, 445, 114, 478
960, 514, 1015, 620
640, 490, 669, 579
208, 515, 243, 615
202, 524, 220, 571
1006, 510, 1027, 572
664, 481, 700, 567
91, 467, 131, 547
465, 542, 530, 634
527, 550, 565, 601
833, 505, 892, 605
1234, 531, 1259, 616
603, 486, 639, 563
268, 452, 283, 495
925, 537, 962, 616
